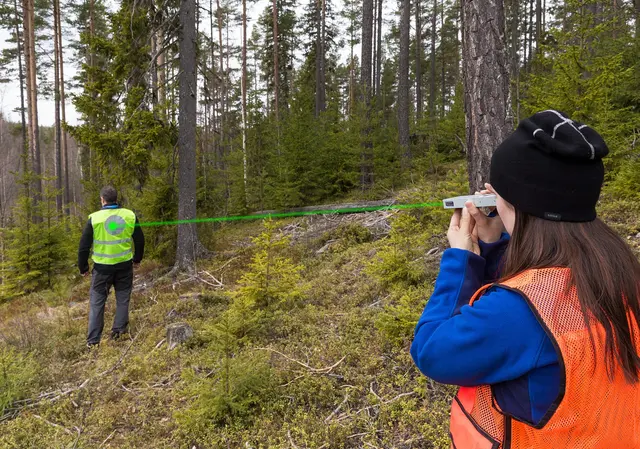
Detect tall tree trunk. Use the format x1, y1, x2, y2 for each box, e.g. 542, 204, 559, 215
398, 0, 411, 167
415, 0, 423, 121
157, 16, 166, 115
14, 0, 27, 164
375, 0, 383, 96
175, 0, 200, 270
429, 0, 437, 119
56, 0, 70, 214
272, 0, 280, 122
510, 0, 520, 121
23, 0, 42, 204
53, 0, 62, 213
372, 0, 377, 98
315, 0, 326, 116
536, 0, 541, 46
440, 0, 445, 117
461, 0, 513, 192
242, 0, 248, 199
527, 0, 533, 65
635, 0, 640, 36
216, 0, 225, 154
360, 0, 374, 189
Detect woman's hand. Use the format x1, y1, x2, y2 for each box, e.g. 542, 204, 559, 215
447, 205, 480, 255
465, 183, 505, 244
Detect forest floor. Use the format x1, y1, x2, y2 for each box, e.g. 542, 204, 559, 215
0, 164, 639, 449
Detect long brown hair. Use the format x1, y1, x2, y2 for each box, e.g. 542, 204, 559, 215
500, 210, 640, 383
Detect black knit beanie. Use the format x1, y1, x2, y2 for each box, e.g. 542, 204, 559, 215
490, 110, 609, 222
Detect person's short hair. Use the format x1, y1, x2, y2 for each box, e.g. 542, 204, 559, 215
100, 186, 118, 204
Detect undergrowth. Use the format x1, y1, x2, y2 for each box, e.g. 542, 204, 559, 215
0, 165, 636, 448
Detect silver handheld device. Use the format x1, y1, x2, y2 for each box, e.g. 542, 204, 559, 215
442, 194, 497, 209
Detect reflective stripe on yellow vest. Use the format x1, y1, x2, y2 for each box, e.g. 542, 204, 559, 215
449, 268, 640, 449
89, 208, 136, 265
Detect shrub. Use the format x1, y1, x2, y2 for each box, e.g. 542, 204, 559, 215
0, 346, 39, 415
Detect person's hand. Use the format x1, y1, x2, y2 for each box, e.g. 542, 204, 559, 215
133, 262, 140, 269
81, 271, 89, 277
465, 183, 505, 244
447, 205, 480, 255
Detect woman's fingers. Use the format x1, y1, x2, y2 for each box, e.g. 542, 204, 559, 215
465, 201, 487, 225
460, 205, 475, 234
449, 209, 462, 230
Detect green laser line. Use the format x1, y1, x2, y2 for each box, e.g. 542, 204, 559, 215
128, 201, 444, 228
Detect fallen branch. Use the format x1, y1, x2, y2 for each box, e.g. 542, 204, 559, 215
324, 393, 350, 423
98, 429, 117, 448
256, 347, 345, 374
336, 391, 416, 422
33, 414, 74, 435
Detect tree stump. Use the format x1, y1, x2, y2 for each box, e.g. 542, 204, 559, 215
166, 323, 194, 350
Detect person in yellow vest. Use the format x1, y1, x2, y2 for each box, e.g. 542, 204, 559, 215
410, 110, 640, 448
78, 186, 144, 347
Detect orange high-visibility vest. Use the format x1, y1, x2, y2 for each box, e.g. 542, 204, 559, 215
449, 268, 640, 449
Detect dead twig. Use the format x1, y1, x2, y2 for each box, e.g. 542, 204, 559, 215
336, 391, 416, 422
33, 414, 74, 435
98, 429, 117, 448
324, 393, 350, 423
99, 323, 146, 377
256, 347, 345, 374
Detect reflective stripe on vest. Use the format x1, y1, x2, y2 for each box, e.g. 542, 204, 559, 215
449, 268, 640, 449
89, 208, 136, 265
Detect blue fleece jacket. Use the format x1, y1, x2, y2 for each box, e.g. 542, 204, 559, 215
410, 234, 560, 425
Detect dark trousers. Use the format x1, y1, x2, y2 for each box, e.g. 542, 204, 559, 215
87, 265, 133, 345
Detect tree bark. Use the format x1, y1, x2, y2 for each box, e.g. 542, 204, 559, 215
461, 0, 513, 192
14, 0, 27, 165
315, 0, 326, 116
429, 0, 437, 119
360, 0, 374, 189
175, 0, 200, 270
23, 0, 42, 201
398, 0, 411, 167
216, 0, 225, 154
242, 0, 248, 199
415, 0, 423, 121
56, 0, 70, 214
54, 0, 62, 212
375, 0, 383, 97
272, 0, 280, 122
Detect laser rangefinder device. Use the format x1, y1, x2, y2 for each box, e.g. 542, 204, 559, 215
442, 194, 497, 209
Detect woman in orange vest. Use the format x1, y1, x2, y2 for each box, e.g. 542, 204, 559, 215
410, 110, 640, 449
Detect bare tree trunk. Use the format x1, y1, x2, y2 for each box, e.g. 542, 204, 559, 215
54, 0, 62, 212
56, 0, 70, 215
375, 0, 383, 97
440, 0, 445, 117
23, 0, 42, 205
272, 0, 280, 122
242, 0, 248, 199
635, 0, 640, 36
536, 0, 541, 47
14, 0, 27, 164
416, 0, 423, 121
429, 0, 437, 119
398, 0, 411, 168
360, 0, 374, 189
527, 0, 533, 64
315, 0, 326, 116
461, 0, 513, 192
216, 0, 225, 154
157, 17, 166, 114
510, 0, 520, 121
175, 0, 200, 270
372, 0, 377, 98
